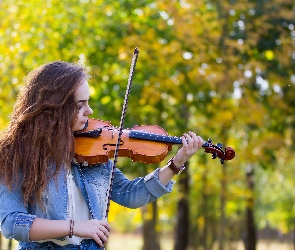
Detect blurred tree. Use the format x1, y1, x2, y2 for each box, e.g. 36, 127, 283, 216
0, 0, 295, 250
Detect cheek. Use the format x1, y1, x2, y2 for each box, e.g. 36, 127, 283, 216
75, 110, 84, 122
72, 111, 82, 129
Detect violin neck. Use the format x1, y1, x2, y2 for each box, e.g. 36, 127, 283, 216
129, 130, 182, 145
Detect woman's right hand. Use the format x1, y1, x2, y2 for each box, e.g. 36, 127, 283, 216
73, 219, 111, 247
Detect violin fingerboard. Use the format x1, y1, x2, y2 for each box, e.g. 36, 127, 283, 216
129, 130, 182, 145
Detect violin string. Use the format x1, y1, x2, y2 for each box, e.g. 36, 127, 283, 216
103, 48, 139, 220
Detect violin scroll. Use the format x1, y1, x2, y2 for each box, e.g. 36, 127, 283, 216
202, 139, 235, 164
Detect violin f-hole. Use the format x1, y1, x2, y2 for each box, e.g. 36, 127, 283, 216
102, 139, 124, 151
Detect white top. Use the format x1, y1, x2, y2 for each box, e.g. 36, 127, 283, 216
38, 169, 91, 245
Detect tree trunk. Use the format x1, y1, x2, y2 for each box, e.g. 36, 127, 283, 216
201, 168, 209, 250
294, 218, 295, 250
173, 161, 189, 250
142, 201, 161, 250
9, 239, 13, 250
244, 164, 257, 250
218, 163, 226, 250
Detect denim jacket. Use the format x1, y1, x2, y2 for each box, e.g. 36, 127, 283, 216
0, 160, 174, 248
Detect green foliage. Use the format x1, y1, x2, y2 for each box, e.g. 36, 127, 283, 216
1, 0, 295, 246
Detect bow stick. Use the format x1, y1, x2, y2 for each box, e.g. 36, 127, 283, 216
103, 48, 139, 220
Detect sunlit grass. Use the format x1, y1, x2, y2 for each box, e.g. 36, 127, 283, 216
1, 234, 294, 250
107, 233, 143, 250
107, 233, 173, 250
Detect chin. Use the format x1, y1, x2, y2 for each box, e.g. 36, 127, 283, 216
73, 125, 84, 132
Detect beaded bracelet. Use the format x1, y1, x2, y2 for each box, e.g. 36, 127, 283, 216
69, 219, 74, 238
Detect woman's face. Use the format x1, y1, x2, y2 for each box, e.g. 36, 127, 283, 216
72, 80, 93, 132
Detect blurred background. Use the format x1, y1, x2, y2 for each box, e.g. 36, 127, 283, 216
0, 0, 295, 249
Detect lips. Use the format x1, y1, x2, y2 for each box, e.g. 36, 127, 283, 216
81, 119, 88, 124
81, 120, 89, 130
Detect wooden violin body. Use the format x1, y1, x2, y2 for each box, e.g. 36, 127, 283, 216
75, 119, 173, 164
74, 118, 235, 165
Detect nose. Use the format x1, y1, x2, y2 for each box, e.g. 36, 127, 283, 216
85, 105, 93, 116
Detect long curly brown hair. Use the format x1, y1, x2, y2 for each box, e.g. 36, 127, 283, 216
0, 61, 89, 205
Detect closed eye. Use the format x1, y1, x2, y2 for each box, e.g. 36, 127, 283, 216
77, 100, 87, 110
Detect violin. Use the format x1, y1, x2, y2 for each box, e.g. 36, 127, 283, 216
74, 118, 235, 165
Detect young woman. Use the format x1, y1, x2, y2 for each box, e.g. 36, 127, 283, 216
0, 61, 204, 249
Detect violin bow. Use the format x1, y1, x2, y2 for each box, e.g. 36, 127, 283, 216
103, 48, 139, 220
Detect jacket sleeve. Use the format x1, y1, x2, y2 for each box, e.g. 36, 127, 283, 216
111, 167, 175, 208
0, 183, 36, 242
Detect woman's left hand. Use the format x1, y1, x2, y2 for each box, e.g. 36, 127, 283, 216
173, 131, 204, 167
